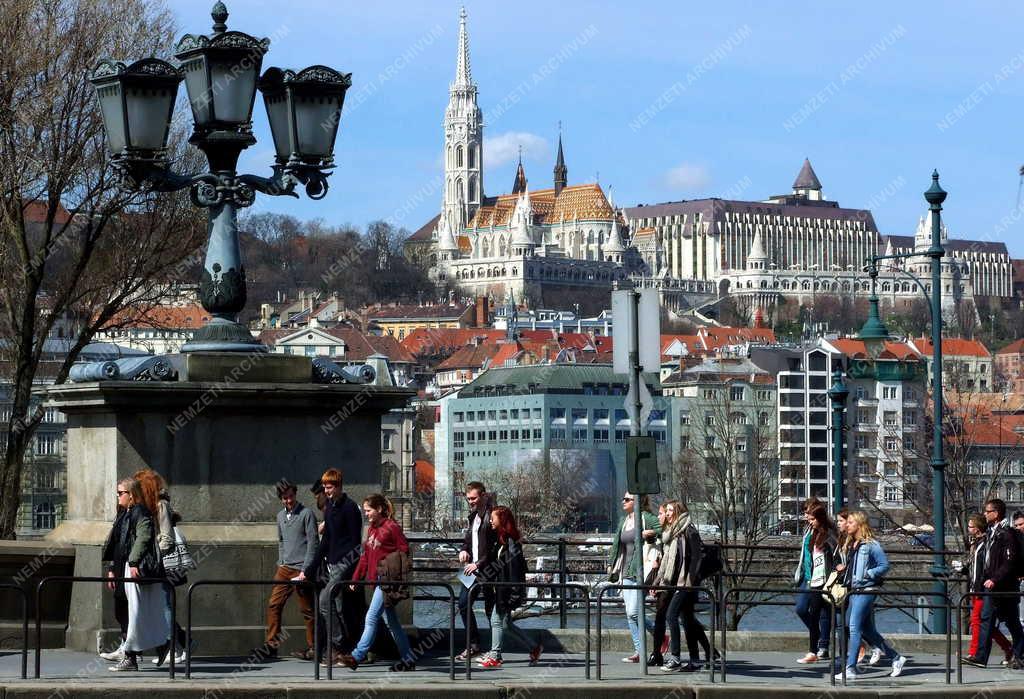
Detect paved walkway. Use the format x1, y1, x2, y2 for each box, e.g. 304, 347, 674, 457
3, 648, 1024, 696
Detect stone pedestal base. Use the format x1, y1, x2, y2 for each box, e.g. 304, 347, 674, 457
46, 380, 413, 652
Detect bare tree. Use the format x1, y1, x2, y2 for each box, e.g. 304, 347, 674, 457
671, 378, 780, 629
0, 0, 206, 538
478, 450, 594, 536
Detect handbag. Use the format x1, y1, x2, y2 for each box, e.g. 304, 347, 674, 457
821, 570, 848, 606
162, 526, 197, 577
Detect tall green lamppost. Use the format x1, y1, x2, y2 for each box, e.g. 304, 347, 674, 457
828, 370, 849, 515
859, 170, 948, 634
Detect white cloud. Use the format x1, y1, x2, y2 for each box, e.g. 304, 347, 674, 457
663, 163, 711, 192
484, 132, 548, 169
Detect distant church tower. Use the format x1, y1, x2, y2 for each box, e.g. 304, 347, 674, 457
442, 7, 483, 233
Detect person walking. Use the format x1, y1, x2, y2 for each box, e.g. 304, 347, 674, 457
964, 498, 1024, 668
292, 468, 363, 667
655, 500, 712, 673
99, 492, 132, 662
835, 511, 906, 681
477, 506, 542, 668
253, 479, 318, 661
832, 509, 881, 669
793, 498, 831, 663
607, 491, 661, 663
962, 513, 1013, 664
133, 469, 190, 667
337, 495, 416, 672
109, 477, 171, 671
795, 504, 837, 664
455, 481, 497, 661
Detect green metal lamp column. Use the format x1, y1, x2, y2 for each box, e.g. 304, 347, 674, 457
828, 370, 849, 514
924, 171, 948, 634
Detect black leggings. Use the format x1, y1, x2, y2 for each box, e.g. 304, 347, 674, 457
649, 591, 673, 655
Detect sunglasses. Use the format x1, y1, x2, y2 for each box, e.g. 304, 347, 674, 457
116, 490, 129, 496
622, 497, 634, 502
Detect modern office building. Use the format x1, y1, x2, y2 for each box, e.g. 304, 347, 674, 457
432, 363, 670, 531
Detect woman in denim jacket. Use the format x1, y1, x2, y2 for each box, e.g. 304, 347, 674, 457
837, 511, 907, 681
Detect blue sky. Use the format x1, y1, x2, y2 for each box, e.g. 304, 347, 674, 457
171, 1, 1024, 256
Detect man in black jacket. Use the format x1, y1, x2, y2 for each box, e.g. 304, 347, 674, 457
455, 481, 498, 660
292, 468, 362, 666
966, 498, 1024, 667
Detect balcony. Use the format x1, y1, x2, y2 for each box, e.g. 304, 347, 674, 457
856, 397, 879, 407
856, 448, 878, 458
854, 422, 876, 431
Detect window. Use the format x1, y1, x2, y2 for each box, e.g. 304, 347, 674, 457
759, 412, 770, 426
614, 429, 629, 443
532, 408, 542, 420
550, 428, 566, 442
884, 486, 900, 502
735, 440, 747, 453
731, 412, 748, 426
572, 427, 587, 442
730, 387, 745, 401
510, 409, 519, 420
855, 435, 868, 449
857, 460, 871, 476
550, 408, 566, 422
905, 388, 917, 401
757, 390, 772, 402
499, 430, 508, 441
499, 410, 509, 421
883, 411, 898, 427
593, 429, 609, 443
488, 430, 497, 442
679, 412, 691, 425
381, 431, 394, 451
903, 437, 915, 450
36, 469, 59, 489
466, 432, 476, 444
703, 389, 717, 400
35, 433, 58, 456
510, 429, 519, 440
33, 502, 56, 530
571, 408, 588, 425
477, 430, 485, 441
488, 410, 497, 421
904, 410, 917, 425
704, 412, 714, 426
680, 436, 691, 449
884, 437, 899, 452
884, 462, 898, 476
855, 387, 867, 399
652, 430, 666, 444
532, 429, 542, 441
882, 386, 898, 400
454, 431, 464, 448
706, 436, 717, 449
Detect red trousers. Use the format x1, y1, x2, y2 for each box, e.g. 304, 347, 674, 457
969, 595, 1011, 657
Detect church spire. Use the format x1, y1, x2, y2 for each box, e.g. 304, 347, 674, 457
553, 125, 567, 196
512, 148, 527, 194
454, 6, 472, 88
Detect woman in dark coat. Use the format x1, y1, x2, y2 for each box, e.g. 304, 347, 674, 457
107, 477, 170, 671
99, 492, 131, 662
477, 506, 541, 668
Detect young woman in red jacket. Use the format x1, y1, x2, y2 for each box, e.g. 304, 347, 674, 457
337, 494, 415, 671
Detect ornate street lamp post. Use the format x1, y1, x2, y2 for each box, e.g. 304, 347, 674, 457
90, 2, 351, 352
828, 370, 849, 515
859, 170, 948, 633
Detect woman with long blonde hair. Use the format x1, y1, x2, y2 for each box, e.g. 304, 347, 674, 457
837, 511, 906, 681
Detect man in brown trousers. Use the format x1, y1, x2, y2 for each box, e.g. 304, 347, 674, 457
252, 479, 318, 660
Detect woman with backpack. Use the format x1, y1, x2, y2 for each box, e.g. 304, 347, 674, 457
477, 506, 542, 668
795, 503, 837, 664
836, 510, 907, 681
337, 494, 416, 672
107, 477, 170, 671
653, 500, 712, 673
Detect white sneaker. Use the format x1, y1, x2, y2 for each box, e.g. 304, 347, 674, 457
869, 648, 882, 666
890, 655, 907, 678
834, 669, 857, 681
99, 647, 124, 662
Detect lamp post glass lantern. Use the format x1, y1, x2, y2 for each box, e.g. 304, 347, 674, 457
90, 1, 351, 352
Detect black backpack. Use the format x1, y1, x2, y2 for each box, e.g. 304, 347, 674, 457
696, 542, 723, 584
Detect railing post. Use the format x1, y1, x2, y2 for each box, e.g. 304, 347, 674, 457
558, 536, 567, 630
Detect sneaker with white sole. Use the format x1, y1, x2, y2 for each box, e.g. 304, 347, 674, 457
108, 656, 138, 672
869, 647, 882, 666
834, 668, 857, 682
99, 647, 125, 662
890, 655, 907, 678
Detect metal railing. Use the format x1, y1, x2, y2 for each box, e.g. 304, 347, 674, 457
465, 580, 591, 680
593, 582, 717, 682
0, 582, 28, 679
323, 579, 457, 681
720, 586, 841, 686
35, 575, 176, 679
184, 578, 319, 680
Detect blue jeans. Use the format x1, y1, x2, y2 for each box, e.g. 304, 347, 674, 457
845, 592, 897, 670
794, 583, 830, 653
458, 582, 485, 648
489, 607, 533, 658
621, 578, 642, 654
351, 586, 413, 664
